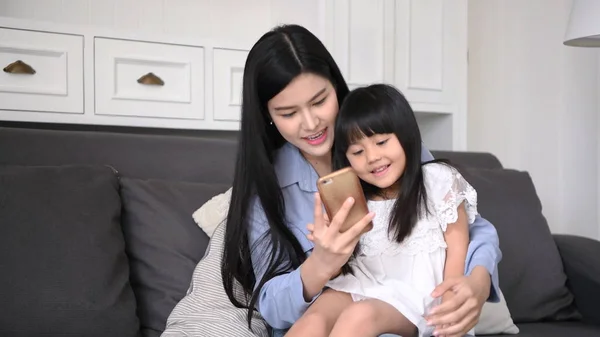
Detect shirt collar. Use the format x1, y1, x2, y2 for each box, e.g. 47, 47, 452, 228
274, 142, 319, 193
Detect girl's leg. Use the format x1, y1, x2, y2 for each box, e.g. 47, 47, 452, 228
330, 299, 417, 337
284, 289, 353, 337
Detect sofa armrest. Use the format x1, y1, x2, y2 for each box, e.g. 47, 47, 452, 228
553, 234, 600, 325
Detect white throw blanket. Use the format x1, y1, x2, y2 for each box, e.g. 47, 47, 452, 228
192, 187, 232, 237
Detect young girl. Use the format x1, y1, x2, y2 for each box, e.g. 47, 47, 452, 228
301, 84, 479, 337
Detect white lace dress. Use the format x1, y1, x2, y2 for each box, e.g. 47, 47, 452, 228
326, 163, 479, 337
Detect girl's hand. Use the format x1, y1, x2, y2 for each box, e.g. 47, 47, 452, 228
425, 266, 491, 337
305, 192, 374, 279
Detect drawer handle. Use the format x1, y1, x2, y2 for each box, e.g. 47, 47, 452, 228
3, 60, 36, 75
137, 72, 164, 86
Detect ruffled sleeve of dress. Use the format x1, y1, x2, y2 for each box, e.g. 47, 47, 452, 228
424, 163, 479, 232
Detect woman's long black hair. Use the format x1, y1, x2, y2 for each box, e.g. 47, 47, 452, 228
333, 84, 444, 244
220, 24, 349, 329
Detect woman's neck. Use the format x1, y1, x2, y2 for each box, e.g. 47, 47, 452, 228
301, 151, 332, 177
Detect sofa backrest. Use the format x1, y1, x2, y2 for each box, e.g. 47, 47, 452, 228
0, 122, 503, 180
0, 122, 238, 184
0, 121, 582, 331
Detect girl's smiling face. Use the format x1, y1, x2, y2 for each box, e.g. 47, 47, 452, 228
346, 133, 406, 197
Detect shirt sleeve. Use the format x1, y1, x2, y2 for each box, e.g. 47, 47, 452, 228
247, 197, 321, 329
421, 143, 435, 162
422, 143, 502, 303
465, 214, 502, 303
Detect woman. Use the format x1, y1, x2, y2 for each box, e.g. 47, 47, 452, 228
221, 24, 501, 337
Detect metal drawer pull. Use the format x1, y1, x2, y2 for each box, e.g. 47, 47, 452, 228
137, 72, 164, 86
3, 60, 36, 75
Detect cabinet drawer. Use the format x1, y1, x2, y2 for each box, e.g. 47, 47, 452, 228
94, 38, 205, 120
213, 48, 248, 121
0, 28, 84, 113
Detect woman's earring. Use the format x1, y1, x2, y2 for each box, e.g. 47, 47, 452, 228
269, 121, 273, 125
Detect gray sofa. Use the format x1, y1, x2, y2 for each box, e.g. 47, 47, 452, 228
0, 121, 599, 337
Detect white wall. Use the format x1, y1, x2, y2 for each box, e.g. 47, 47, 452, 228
0, 0, 325, 45
468, 0, 600, 239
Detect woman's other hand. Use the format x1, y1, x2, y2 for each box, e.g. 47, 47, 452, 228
425, 266, 491, 337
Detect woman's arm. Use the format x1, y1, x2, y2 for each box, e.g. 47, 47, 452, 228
248, 193, 373, 330
466, 214, 501, 302
247, 198, 331, 330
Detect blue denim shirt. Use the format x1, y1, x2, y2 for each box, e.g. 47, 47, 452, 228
248, 142, 502, 333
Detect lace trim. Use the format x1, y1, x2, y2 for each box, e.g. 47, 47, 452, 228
358, 165, 478, 257
434, 168, 478, 232
359, 217, 447, 257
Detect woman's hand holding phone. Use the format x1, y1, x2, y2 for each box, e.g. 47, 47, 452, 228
305, 192, 374, 279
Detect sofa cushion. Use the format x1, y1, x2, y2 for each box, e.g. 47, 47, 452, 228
460, 167, 580, 323
119, 177, 230, 336
162, 221, 269, 337
0, 165, 139, 337
475, 289, 519, 335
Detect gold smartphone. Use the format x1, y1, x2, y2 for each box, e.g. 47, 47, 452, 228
317, 167, 373, 233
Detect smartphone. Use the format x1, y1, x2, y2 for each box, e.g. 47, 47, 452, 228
317, 167, 373, 233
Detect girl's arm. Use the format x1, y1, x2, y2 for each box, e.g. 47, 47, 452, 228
422, 145, 501, 303
442, 202, 470, 295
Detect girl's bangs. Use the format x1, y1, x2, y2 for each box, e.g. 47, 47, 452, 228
337, 102, 395, 151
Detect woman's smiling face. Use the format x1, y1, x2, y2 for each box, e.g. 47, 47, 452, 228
267, 73, 339, 162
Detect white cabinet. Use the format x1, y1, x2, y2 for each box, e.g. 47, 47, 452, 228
0, 28, 83, 114
394, 0, 467, 114
326, 0, 467, 150
327, 0, 396, 87
212, 48, 248, 121
94, 38, 205, 120
327, 0, 466, 113
0, 1, 468, 150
